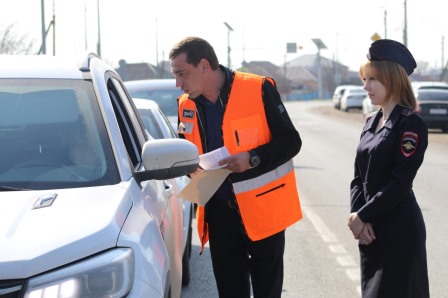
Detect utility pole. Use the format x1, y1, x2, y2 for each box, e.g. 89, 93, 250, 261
52, 0, 55, 55
156, 18, 159, 77
40, 0, 46, 54
84, 0, 88, 50
403, 0, 408, 46
312, 39, 327, 99
97, 0, 101, 57
224, 22, 234, 68
38, 0, 56, 55
442, 35, 445, 77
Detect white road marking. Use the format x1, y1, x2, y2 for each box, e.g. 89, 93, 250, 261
302, 206, 361, 296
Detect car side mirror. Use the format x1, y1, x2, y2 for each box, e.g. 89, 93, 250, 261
135, 138, 199, 182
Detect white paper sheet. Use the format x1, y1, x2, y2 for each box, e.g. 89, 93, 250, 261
199, 146, 230, 170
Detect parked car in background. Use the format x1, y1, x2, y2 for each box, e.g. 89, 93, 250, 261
412, 81, 448, 95
340, 86, 367, 112
134, 98, 179, 140
0, 53, 199, 297
362, 94, 380, 116
332, 84, 358, 109
125, 79, 182, 131
133, 98, 194, 285
415, 88, 448, 132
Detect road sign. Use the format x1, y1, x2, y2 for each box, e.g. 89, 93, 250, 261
371, 33, 381, 41
286, 43, 297, 53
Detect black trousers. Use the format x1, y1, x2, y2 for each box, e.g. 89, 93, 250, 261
207, 198, 285, 298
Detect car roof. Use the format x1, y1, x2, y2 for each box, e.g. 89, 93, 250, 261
344, 86, 365, 92
334, 84, 359, 91
0, 54, 87, 79
124, 79, 176, 89
416, 88, 448, 97
417, 88, 448, 92
412, 81, 448, 91
132, 97, 160, 110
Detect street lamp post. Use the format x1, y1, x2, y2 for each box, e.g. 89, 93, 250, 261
97, 0, 101, 57
312, 38, 327, 99
224, 22, 234, 68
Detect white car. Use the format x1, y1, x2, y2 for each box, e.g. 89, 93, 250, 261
125, 79, 183, 131
133, 98, 193, 286
332, 84, 358, 109
339, 86, 367, 112
362, 94, 380, 116
0, 53, 199, 297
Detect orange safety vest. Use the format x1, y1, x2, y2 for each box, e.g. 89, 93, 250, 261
178, 72, 302, 251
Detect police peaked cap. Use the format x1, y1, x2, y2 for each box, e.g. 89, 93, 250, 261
367, 39, 417, 75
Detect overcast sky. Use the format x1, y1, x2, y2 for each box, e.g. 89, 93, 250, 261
1, 0, 447, 72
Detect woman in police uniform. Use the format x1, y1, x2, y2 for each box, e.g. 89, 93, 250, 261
348, 39, 430, 298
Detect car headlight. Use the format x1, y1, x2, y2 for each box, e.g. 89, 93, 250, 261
24, 248, 134, 298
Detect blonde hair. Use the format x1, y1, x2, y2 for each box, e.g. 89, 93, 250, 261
359, 60, 416, 109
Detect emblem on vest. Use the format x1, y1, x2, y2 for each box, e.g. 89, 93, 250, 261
183, 109, 194, 119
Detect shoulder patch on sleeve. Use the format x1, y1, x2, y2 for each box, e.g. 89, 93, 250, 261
401, 131, 418, 157
401, 109, 417, 117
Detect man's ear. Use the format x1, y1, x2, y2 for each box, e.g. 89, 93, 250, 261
199, 59, 209, 72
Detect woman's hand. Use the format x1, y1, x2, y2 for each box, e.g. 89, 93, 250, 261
348, 212, 365, 239
358, 223, 376, 245
348, 212, 376, 245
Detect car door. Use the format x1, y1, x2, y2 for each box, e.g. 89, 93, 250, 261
106, 74, 173, 232
106, 75, 184, 297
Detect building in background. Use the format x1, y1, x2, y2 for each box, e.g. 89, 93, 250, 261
117, 54, 361, 100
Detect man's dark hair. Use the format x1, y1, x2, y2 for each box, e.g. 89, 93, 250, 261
169, 36, 220, 70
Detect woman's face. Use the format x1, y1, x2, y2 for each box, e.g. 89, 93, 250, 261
361, 68, 387, 107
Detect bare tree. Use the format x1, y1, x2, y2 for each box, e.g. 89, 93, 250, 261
0, 24, 36, 54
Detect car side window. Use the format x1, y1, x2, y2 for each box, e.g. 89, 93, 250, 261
107, 76, 146, 170
158, 106, 177, 138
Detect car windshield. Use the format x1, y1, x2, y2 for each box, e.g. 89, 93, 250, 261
0, 79, 118, 190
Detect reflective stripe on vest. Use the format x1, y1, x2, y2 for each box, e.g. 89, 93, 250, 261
233, 160, 294, 194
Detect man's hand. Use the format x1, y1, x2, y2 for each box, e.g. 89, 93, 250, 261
189, 167, 203, 178
220, 152, 251, 173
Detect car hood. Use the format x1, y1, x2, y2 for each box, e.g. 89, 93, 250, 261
0, 185, 132, 279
